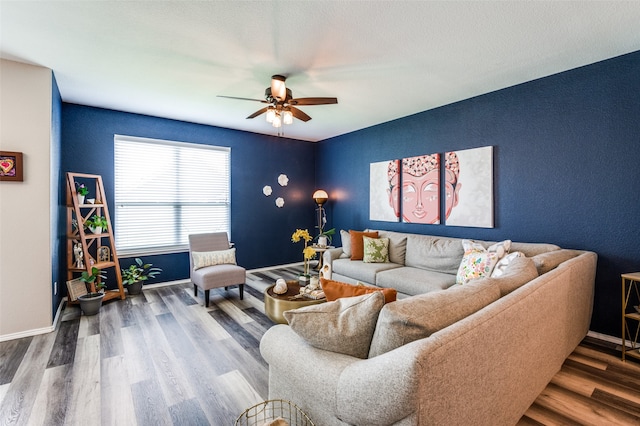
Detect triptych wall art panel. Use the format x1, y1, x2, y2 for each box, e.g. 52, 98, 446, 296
445, 146, 493, 228
369, 146, 493, 228
369, 159, 400, 222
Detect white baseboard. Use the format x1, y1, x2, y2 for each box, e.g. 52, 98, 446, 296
587, 330, 625, 347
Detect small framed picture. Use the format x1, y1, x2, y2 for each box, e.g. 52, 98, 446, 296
66, 277, 88, 302
98, 246, 111, 262
0, 151, 23, 182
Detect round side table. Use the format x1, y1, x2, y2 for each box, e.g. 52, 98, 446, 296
264, 280, 326, 324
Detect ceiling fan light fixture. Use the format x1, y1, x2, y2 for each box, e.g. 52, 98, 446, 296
271, 75, 287, 101
266, 107, 276, 123
283, 109, 293, 125
272, 114, 282, 128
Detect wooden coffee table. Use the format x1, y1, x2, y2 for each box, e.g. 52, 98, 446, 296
264, 280, 326, 324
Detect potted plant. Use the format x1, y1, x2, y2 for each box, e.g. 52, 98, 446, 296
316, 227, 336, 247
76, 183, 89, 204
292, 229, 316, 282
77, 267, 106, 315
121, 257, 162, 295
85, 214, 108, 234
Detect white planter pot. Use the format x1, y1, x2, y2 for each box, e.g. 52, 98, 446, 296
90, 226, 102, 234
318, 236, 328, 247
78, 194, 85, 204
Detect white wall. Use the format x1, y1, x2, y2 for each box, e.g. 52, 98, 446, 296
0, 59, 53, 339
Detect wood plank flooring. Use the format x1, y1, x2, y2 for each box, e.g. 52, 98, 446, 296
1, 265, 639, 426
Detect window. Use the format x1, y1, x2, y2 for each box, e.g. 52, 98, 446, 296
114, 135, 230, 256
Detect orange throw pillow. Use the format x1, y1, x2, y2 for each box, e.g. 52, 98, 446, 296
321, 278, 397, 304
349, 230, 379, 260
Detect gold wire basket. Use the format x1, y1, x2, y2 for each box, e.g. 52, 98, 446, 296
235, 399, 314, 426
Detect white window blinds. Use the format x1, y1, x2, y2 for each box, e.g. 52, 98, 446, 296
114, 135, 230, 255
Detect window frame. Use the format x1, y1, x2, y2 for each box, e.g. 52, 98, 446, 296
114, 134, 231, 257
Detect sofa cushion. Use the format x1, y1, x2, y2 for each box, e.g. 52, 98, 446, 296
349, 230, 379, 260
404, 234, 464, 274
376, 230, 408, 265
483, 256, 539, 296
321, 278, 397, 304
368, 280, 501, 357
376, 267, 457, 296
363, 236, 389, 263
192, 248, 236, 270
531, 249, 582, 275
340, 229, 351, 258
501, 241, 560, 257
284, 292, 385, 359
332, 258, 401, 285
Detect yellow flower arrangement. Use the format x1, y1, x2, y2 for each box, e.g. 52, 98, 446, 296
291, 228, 312, 243
292, 229, 316, 278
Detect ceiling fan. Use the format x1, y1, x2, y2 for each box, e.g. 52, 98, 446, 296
218, 75, 338, 128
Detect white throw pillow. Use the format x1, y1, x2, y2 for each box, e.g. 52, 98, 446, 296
192, 248, 236, 270
340, 229, 352, 258
491, 251, 524, 278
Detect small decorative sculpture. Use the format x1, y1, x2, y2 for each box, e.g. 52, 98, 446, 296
74, 243, 84, 268
320, 264, 332, 280
273, 278, 288, 294
277, 174, 289, 186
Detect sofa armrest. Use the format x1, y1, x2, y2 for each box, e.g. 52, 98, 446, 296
335, 344, 420, 425
261, 324, 418, 425
323, 247, 344, 269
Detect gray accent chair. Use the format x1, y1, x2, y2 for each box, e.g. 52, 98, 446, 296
188, 232, 245, 307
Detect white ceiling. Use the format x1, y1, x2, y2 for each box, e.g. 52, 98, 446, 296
2, 1, 640, 142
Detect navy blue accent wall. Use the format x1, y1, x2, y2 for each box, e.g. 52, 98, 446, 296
316, 51, 640, 337
51, 73, 63, 317
61, 105, 317, 286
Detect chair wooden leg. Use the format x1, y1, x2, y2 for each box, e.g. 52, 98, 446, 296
205, 289, 210, 307
239, 284, 244, 300
194, 284, 198, 297
224, 286, 229, 290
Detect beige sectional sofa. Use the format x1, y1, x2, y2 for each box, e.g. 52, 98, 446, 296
260, 230, 597, 425
325, 229, 578, 297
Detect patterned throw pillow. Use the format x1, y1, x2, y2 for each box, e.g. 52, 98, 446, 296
455, 239, 511, 284
363, 236, 389, 263
192, 248, 236, 270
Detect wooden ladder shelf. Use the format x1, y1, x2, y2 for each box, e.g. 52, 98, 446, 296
66, 172, 124, 303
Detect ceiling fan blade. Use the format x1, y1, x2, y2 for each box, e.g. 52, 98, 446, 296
290, 106, 312, 122
289, 97, 338, 106
217, 95, 268, 103
247, 107, 269, 119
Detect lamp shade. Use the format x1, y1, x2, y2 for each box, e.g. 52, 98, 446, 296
266, 107, 276, 123
283, 109, 293, 125
313, 189, 329, 205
